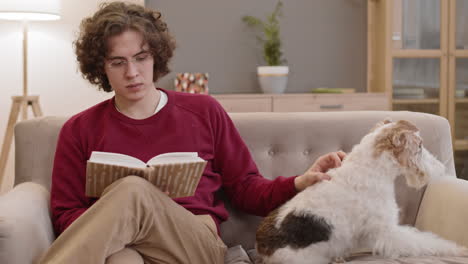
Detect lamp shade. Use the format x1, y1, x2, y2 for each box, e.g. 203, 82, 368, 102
0, 0, 61, 21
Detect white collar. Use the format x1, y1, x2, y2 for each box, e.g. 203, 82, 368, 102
154, 89, 168, 114
114, 89, 168, 115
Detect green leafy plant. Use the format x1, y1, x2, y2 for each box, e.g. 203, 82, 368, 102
242, 1, 286, 66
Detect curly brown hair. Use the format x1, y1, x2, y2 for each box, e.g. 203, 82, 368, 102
74, 2, 176, 92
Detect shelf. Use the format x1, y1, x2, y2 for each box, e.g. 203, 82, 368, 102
455, 139, 468, 151
213, 93, 389, 113
392, 49, 443, 58
455, 98, 468, 103
392, 98, 439, 104
454, 50, 468, 57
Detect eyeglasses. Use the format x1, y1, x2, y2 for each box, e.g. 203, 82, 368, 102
105, 51, 153, 71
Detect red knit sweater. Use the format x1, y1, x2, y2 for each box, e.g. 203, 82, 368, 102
50, 88, 297, 236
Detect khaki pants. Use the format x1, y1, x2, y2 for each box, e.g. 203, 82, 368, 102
40, 176, 227, 264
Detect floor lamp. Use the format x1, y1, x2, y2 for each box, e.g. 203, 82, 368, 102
0, 0, 61, 185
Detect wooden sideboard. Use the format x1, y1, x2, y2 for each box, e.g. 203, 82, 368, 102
211, 93, 390, 112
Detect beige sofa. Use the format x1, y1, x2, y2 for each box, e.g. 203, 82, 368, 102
1, 111, 468, 264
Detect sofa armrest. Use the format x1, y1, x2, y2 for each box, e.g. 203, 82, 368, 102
0, 182, 55, 264
415, 177, 468, 247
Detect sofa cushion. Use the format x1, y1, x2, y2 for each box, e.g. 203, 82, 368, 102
247, 250, 468, 264
224, 245, 251, 264
345, 253, 468, 263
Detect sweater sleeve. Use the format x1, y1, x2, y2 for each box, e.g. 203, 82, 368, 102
210, 99, 298, 216
50, 119, 90, 235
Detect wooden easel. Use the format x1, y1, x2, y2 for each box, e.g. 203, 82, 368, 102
0, 95, 43, 185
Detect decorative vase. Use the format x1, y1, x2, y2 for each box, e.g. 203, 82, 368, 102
257, 66, 289, 94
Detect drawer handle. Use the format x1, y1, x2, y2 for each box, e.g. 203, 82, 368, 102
320, 104, 343, 109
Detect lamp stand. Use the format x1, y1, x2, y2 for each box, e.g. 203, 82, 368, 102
0, 21, 43, 186
0, 96, 43, 184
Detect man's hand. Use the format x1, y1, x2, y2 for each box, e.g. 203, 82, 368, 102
308, 150, 346, 173
294, 151, 346, 192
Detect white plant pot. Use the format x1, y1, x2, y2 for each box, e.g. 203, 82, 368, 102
257, 66, 289, 94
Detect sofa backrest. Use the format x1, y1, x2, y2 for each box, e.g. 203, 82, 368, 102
14, 111, 455, 250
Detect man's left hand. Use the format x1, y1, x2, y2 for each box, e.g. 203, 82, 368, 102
294, 151, 346, 192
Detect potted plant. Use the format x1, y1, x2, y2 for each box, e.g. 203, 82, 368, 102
242, 1, 288, 94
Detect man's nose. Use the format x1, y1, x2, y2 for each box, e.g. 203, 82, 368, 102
125, 61, 139, 78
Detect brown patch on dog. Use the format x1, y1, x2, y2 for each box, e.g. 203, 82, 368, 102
373, 120, 426, 184
369, 118, 393, 132
373, 120, 419, 157
256, 209, 333, 257
256, 208, 282, 256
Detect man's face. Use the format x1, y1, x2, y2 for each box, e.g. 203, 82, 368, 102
104, 30, 155, 103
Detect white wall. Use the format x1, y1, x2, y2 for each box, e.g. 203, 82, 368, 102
0, 0, 144, 194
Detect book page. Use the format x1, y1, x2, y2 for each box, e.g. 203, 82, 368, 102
89, 151, 147, 168
147, 152, 202, 165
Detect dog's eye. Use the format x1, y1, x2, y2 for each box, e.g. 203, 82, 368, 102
419, 142, 422, 149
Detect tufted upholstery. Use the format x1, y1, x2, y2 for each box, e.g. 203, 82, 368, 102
219, 111, 456, 250
2, 111, 468, 264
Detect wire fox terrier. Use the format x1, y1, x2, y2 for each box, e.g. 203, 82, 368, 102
256, 119, 466, 264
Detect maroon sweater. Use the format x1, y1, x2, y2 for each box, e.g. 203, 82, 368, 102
50, 88, 297, 236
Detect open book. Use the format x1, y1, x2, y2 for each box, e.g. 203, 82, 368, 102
86, 151, 207, 198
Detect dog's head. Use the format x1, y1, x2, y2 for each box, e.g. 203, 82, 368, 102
369, 119, 445, 189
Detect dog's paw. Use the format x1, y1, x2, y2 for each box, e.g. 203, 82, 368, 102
331, 257, 346, 263
456, 246, 468, 257
436, 245, 468, 257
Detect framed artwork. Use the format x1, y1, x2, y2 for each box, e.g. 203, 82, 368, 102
174, 73, 209, 94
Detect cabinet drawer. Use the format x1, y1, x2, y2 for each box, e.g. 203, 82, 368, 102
213, 97, 272, 112
273, 93, 389, 112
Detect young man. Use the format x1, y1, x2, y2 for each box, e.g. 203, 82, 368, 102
40, 2, 345, 263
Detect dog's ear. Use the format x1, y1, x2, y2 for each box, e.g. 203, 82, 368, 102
390, 124, 428, 189
370, 118, 392, 132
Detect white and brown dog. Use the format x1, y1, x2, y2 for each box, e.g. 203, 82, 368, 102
256, 120, 466, 264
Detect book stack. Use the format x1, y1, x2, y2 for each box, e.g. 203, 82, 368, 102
311, 88, 356, 94
393, 88, 425, 99
456, 89, 466, 98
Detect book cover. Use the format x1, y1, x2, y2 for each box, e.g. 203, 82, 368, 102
310, 88, 356, 94
85, 151, 207, 198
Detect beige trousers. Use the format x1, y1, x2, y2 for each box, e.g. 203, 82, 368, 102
40, 176, 227, 264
